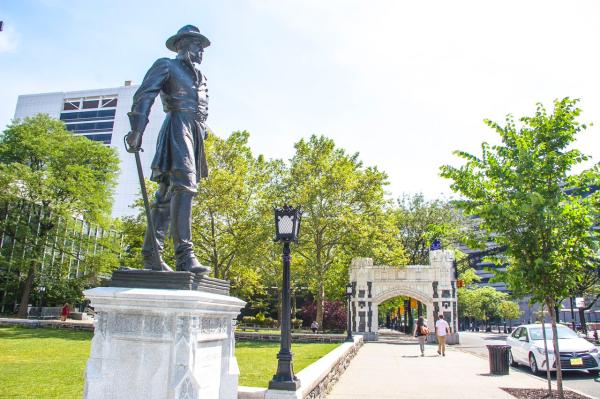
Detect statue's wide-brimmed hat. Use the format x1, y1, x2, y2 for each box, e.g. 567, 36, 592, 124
166, 25, 210, 52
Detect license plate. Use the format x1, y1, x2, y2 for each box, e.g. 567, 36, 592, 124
570, 358, 583, 366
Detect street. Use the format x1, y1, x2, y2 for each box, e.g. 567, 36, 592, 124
458, 331, 600, 398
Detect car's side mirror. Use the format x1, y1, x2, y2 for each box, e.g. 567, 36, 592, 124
519, 336, 528, 342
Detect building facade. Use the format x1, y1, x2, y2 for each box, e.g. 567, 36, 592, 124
13, 83, 165, 218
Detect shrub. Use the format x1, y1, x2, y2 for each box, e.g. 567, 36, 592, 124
255, 312, 266, 323
241, 316, 256, 325
300, 301, 347, 331
267, 317, 280, 328
291, 319, 302, 329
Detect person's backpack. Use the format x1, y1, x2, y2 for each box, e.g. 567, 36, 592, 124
421, 326, 429, 335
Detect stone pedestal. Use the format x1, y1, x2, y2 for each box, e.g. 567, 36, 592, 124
83, 287, 245, 399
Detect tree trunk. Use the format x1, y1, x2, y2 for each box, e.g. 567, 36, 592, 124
547, 298, 565, 399
578, 307, 588, 335
540, 303, 552, 394
316, 281, 325, 328
17, 260, 36, 318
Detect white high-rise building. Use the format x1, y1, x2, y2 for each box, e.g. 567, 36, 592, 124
13, 82, 165, 218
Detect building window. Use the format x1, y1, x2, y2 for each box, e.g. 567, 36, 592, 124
101, 98, 117, 108
63, 101, 80, 111
65, 121, 114, 132
82, 100, 100, 109
59, 109, 116, 122
61, 95, 117, 146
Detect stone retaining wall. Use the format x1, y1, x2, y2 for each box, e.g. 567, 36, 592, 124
0, 317, 94, 331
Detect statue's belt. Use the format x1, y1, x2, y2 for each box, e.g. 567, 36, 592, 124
166, 108, 208, 122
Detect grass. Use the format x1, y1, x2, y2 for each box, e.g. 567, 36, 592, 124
236, 341, 339, 387
0, 327, 339, 397
0, 327, 93, 399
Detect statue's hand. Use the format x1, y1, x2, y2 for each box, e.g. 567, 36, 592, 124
125, 131, 142, 151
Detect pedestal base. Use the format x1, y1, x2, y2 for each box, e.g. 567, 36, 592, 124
83, 287, 245, 399
268, 379, 301, 391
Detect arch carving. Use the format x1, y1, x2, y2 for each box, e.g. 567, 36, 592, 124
348, 249, 458, 341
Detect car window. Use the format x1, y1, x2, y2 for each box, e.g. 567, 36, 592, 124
521, 328, 529, 340
512, 327, 522, 338
529, 326, 578, 340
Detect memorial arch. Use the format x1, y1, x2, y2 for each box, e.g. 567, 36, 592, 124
348, 250, 459, 342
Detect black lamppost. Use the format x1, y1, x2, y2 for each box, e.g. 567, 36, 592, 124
269, 205, 302, 391
345, 283, 353, 342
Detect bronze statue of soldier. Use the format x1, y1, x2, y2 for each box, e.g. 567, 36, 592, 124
125, 25, 210, 274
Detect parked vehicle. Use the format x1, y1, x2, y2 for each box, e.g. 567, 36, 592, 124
506, 324, 600, 375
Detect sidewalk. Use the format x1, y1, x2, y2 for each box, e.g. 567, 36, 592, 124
326, 342, 552, 399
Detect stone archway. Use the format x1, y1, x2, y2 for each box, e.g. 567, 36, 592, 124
348, 250, 459, 342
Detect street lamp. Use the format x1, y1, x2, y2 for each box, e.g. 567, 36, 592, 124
346, 283, 353, 342
269, 205, 302, 391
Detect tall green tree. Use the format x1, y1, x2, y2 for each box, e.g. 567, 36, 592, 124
440, 98, 599, 397
286, 135, 405, 326
191, 131, 283, 297
457, 286, 509, 326
394, 193, 468, 264
0, 114, 119, 317
497, 300, 521, 325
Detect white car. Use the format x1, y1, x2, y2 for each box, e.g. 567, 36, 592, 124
506, 324, 600, 375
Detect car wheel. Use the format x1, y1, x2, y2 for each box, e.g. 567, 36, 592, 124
509, 350, 518, 367
529, 353, 540, 375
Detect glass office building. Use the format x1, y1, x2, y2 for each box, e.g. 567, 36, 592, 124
13, 83, 165, 218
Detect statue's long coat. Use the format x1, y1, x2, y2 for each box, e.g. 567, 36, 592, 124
128, 56, 209, 184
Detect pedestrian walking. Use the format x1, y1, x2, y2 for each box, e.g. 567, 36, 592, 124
413, 316, 429, 356
311, 320, 319, 334
435, 314, 450, 356
60, 303, 70, 322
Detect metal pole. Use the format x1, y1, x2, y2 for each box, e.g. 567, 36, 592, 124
346, 294, 353, 342
269, 241, 300, 391
570, 297, 576, 331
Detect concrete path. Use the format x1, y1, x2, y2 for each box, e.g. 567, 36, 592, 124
326, 342, 552, 399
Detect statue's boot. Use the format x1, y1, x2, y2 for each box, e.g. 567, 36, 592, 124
142, 201, 173, 272
171, 190, 210, 274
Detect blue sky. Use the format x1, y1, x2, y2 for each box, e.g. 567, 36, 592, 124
2, 0, 600, 201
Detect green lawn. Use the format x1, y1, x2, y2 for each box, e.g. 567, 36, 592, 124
0, 327, 338, 398
236, 341, 338, 387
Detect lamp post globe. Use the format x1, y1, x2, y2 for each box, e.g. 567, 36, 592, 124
346, 283, 353, 342
269, 205, 302, 391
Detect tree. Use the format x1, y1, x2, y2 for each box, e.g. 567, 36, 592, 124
394, 193, 467, 264
286, 135, 405, 326
191, 131, 286, 300
0, 114, 119, 317
440, 98, 599, 397
497, 300, 521, 325
570, 257, 600, 335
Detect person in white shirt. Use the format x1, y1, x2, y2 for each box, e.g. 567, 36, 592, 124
435, 314, 450, 356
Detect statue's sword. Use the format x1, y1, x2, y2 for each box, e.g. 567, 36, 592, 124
124, 136, 167, 272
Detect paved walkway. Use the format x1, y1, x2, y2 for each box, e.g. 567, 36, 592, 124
326, 342, 554, 399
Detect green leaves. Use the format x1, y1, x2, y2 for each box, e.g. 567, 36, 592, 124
0, 114, 121, 314
440, 98, 599, 303
0, 114, 119, 223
